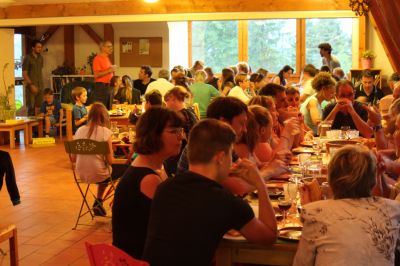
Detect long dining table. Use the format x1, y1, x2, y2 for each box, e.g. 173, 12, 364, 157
216, 238, 298, 266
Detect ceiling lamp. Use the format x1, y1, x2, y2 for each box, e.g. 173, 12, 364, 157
144, 0, 159, 3
349, 0, 370, 16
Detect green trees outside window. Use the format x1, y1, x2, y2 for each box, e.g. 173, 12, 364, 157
306, 18, 353, 73
192, 21, 238, 73
248, 19, 296, 73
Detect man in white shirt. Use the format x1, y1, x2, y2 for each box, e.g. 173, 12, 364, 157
318, 43, 341, 72
145, 69, 174, 98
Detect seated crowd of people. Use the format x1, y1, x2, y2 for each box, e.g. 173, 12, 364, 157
69, 59, 400, 266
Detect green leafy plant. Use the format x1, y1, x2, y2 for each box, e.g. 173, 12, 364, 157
87, 52, 97, 73
0, 63, 14, 110
361, 50, 376, 60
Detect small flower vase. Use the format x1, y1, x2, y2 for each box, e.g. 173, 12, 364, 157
361, 58, 373, 69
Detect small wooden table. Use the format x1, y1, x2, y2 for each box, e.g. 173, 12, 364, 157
16, 116, 44, 144
0, 121, 29, 149
216, 239, 298, 266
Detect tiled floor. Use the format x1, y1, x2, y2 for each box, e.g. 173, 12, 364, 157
0, 139, 113, 266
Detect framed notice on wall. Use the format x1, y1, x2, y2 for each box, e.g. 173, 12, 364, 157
120, 37, 162, 67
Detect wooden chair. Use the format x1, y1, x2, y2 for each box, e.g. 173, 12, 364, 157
64, 139, 116, 230
85, 242, 149, 266
55, 108, 67, 140
0, 224, 18, 266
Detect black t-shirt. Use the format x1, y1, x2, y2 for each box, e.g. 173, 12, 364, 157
207, 77, 219, 90
143, 171, 254, 266
354, 84, 384, 105
112, 166, 158, 259
134, 78, 156, 95
322, 101, 368, 134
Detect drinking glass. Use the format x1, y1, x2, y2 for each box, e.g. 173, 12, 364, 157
312, 138, 322, 158
278, 197, 292, 226
287, 182, 298, 202
340, 126, 350, 139
318, 120, 332, 138
111, 121, 119, 138
298, 154, 311, 176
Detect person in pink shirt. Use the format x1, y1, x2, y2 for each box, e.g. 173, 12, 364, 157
92, 41, 116, 109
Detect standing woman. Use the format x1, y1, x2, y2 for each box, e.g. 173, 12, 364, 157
112, 107, 184, 259
300, 72, 336, 135
271, 65, 294, 87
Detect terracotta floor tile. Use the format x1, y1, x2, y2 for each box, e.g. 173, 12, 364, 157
1, 142, 112, 265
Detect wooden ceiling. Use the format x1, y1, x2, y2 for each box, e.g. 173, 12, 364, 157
0, 0, 352, 20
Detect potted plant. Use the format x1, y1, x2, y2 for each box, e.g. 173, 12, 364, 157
0, 63, 15, 121
360, 50, 376, 69
87, 52, 97, 74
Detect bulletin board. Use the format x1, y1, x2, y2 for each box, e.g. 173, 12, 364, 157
120, 37, 162, 67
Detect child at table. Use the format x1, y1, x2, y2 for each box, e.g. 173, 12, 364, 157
40, 88, 62, 137
72, 86, 88, 133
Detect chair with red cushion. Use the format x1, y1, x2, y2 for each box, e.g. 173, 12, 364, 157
85, 242, 150, 266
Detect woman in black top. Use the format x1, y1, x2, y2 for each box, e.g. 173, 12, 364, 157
114, 75, 141, 104
112, 107, 184, 259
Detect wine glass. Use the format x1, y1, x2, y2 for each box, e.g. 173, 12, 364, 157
278, 197, 292, 226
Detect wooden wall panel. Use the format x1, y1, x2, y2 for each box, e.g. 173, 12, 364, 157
0, 0, 351, 20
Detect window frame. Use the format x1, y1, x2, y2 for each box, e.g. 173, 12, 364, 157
188, 16, 365, 74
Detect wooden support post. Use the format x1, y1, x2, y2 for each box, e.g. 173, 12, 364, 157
104, 24, 114, 63
64, 25, 75, 70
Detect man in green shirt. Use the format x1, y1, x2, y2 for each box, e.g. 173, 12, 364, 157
23, 40, 44, 116
189, 70, 220, 118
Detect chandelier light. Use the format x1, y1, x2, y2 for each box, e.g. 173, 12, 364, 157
349, 0, 370, 16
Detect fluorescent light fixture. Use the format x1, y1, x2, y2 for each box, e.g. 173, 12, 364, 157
144, 0, 159, 3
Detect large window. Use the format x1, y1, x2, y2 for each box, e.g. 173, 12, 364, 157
305, 18, 353, 73
192, 21, 238, 73
248, 19, 296, 73
14, 34, 23, 109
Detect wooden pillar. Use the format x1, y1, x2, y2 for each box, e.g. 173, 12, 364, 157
104, 24, 114, 63
64, 25, 75, 70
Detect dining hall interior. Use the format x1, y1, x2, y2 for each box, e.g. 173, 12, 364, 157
0, 0, 400, 265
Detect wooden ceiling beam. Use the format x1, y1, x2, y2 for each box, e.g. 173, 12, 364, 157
0, 0, 351, 20
40, 25, 59, 45
79, 24, 102, 45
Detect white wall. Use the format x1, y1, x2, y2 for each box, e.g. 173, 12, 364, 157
366, 19, 394, 80
112, 22, 170, 79
0, 29, 15, 106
